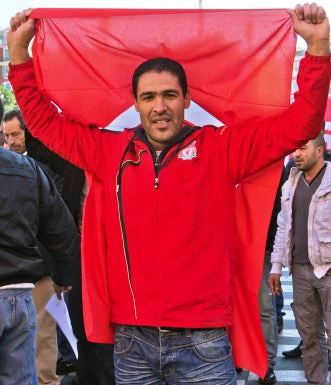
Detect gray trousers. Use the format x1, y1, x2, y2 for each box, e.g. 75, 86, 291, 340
292, 263, 331, 385
259, 251, 278, 369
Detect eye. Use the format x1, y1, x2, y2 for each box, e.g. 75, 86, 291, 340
165, 92, 177, 98
140, 93, 154, 102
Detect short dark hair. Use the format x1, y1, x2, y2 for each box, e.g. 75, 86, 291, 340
132, 58, 188, 99
3, 109, 27, 132
312, 132, 326, 151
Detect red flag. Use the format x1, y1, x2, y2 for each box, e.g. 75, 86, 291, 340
30, 8, 296, 378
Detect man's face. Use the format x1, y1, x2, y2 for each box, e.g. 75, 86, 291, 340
134, 71, 191, 151
2, 117, 26, 154
293, 140, 320, 171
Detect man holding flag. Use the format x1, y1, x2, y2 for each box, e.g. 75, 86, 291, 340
7, 4, 331, 384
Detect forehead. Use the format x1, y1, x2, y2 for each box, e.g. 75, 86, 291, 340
304, 140, 315, 149
136, 71, 181, 93
2, 117, 23, 133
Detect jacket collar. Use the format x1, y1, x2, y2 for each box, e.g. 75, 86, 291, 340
133, 124, 201, 162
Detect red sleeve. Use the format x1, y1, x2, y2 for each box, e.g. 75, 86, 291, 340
9, 59, 105, 177
217, 52, 331, 184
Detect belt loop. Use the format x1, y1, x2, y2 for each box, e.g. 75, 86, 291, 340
158, 327, 170, 333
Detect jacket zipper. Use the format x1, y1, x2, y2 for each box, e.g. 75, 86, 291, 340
154, 154, 160, 188
116, 146, 146, 320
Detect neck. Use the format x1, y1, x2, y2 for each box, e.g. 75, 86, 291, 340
303, 161, 326, 181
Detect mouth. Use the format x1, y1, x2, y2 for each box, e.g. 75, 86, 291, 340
152, 119, 170, 129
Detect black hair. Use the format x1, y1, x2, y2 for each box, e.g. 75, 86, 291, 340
3, 109, 27, 132
132, 58, 188, 99
312, 132, 326, 150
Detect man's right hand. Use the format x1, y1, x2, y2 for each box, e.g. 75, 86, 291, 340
7, 8, 36, 65
268, 273, 282, 296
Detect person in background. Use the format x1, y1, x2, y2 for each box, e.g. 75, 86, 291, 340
269, 133, 331, 385
2, 109, 64, 385
0, 98, 80, 385
281, 121, 331, 360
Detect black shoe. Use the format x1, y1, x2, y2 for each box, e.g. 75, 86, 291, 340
56, 358, 77, 375
259, 367, 277, 384
277, 317, 283, 334
282, 342, 302, 358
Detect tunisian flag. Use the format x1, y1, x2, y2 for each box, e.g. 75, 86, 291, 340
30, 8, 296, 377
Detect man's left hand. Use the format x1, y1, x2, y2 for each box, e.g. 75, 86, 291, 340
288, 3, 330, 56
53, 282, 72, 300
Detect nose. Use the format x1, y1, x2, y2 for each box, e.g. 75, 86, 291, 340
293, 149, 300, 158
153, 96, 167, 113
6, 136, 15, 147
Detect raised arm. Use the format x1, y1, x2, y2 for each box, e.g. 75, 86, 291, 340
7, 9, 108, 176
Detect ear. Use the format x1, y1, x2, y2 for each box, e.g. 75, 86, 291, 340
184, 89, 191, 109
134, 99, 139, 112
317, 146, 325, 157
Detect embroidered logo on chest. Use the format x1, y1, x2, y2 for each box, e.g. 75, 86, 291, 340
178, 141, 197, 160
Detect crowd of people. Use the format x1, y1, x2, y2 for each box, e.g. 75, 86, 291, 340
0, 2, 330, 385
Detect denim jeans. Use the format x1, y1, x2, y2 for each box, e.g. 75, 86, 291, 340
114, 325, 237, 385
258, 251, 278, 369
0, 288, 38, 385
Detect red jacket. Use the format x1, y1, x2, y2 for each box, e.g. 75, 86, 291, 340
9, 53, 330, 367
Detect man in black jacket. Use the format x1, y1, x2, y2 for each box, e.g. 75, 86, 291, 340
0, 143, 80, 385
2, 108, 67, 385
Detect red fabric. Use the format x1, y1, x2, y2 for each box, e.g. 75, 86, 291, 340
27, 9, 300, 378
31, 8, 296, 127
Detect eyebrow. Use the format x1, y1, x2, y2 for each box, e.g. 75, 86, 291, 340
138, 89, 180, 99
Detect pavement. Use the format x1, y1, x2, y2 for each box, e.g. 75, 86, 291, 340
60, 268, 330, 385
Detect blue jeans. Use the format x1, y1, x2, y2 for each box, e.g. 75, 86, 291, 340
114, 325, 237, 384
258, 252, 278, 368
0, 289, 38, 385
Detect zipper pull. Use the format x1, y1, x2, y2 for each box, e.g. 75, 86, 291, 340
154, 177, 159, 189
155, 155, 160, 168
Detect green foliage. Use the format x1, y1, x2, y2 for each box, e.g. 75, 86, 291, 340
0, 85, 17, 111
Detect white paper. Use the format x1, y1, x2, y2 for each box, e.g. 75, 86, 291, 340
45, 294, 78, 359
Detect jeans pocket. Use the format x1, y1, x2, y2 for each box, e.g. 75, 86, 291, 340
192, 331, 232, 363
24, 293, 37, 330
114, 332, 134, 355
